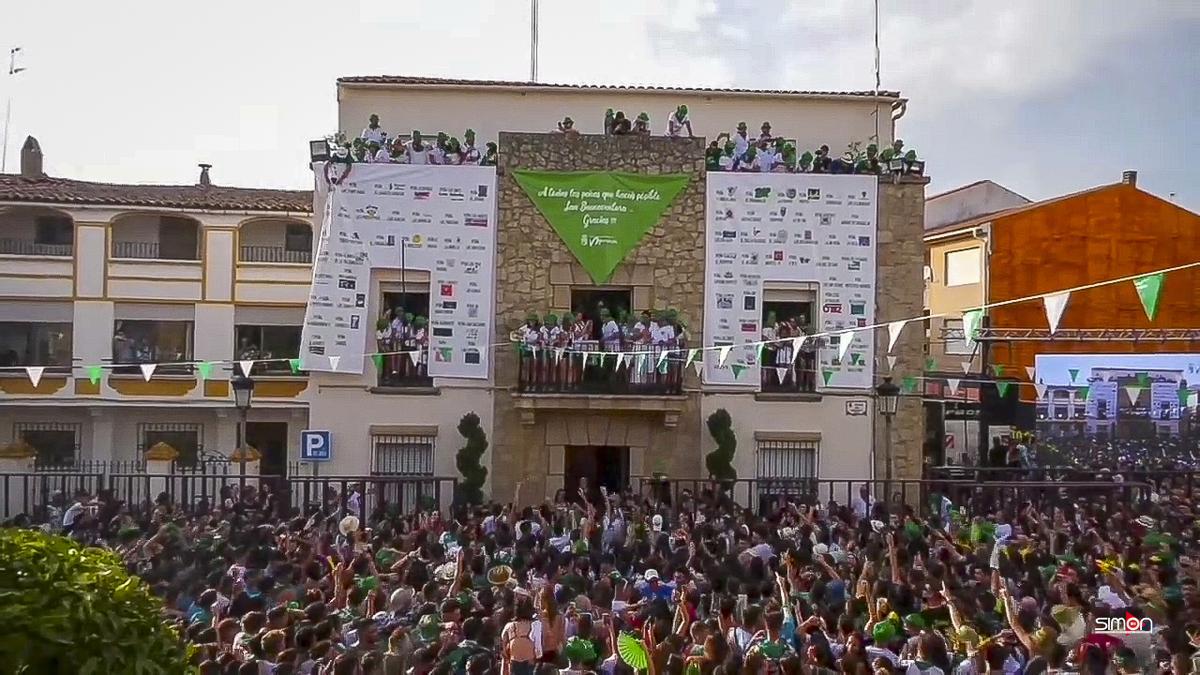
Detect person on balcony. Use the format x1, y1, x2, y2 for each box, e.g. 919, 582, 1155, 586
667, 105, 694, 138
610, 112, 632, 136
461, 130, 482, 165
411, 316, 429, 377
404, 131, 432, 165
632, 113, 651, 136
758, 121, 775, 144
442, 138, 464, 166
599, 309, 620, 353
716, 122, 751, 164
760, 312, 778, 387
752, 139, 778, 173
361, 114, 386, 144
556, 117, 580, 138
430, 133, 451, 165
366, 139, 389, 163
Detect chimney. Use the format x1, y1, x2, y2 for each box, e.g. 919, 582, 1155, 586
1122, 170, 1137, 186
20, 136, 44, 178
198, 163, 212, 188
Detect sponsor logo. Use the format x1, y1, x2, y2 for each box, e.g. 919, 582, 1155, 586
464, 215, 489, 227
743, 295, 757, 311
823, 302, 843, 314
818, 214, 833, 226
354, 294, 366, 308
753, 187, 771, 199
361, 205, 380, 220
440, 283, 454, 297
466, 304, 479, 318
433, 327, 453, 338
847, 259, 862, 271
740, 321, 758, 333
807, 188, 821, 200
1096, 614, 1153, 635
772, 250, 784, 261
337, 278, 356, 290
786, 188, 797, 199
476, 185, 489, 198
440, 300, 458, 311
462, 261, 481, 274
858, 236, 871, 246
464, 349, 481, 364
850, 302, 866, 315
434, 348, 452, 363
349, 315, 360, 330
716, 294, 733, 310
414, 189, 431, 200
580, 234, 618, 247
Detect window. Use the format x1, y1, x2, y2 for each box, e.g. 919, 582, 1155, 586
235, 325, 302, 374
377, 290, 433, 387
285, 224, 312, 253
112, 320, 193, 374
34, 216, 73, 246
942, 318, 974, 355
139, 423, 202, 466
569, 289, 634, 341
0, 322, 72, 370
944, 247, 981, 286
757, 439, 819, 479
17, 422, 81, 465
371, 434, 435, 475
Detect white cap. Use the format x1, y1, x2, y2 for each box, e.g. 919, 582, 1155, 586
644, 569, 660, 581
652, 514, 663, 532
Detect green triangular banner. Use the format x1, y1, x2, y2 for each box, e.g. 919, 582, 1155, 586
1181, 388, 1191, 407
997, 381, 1012, 398
1068, 368, 1080, 383
993, 364, 1005, 377
1133, 273, 1164, 321
730, 364, 746, 379
686, 349, 699, 367
372, 354, 383, 370
1078, 385, 1089, 401
87, 365, 103, 385
288, 358, 302, 374
657, 358, 669, 375
822, 369, 834, 386
1137, 372, 1150, 387
902, 376, 918, 393
755, 343, 765, 364
925, 357, 935, 371
962, 309, 983, 342
512, 170, 690, 284
197, 362, 213, 380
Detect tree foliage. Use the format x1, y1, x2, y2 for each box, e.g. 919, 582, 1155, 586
0, 529, 190, 674
705, 408, 738, 480
455, 412, 490, 505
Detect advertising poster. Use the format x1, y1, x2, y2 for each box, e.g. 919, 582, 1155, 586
703, 173, 878, 388
1034, 353, 1199, 425
301, 164, 497, 377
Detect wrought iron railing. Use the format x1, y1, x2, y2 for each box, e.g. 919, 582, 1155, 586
0, 238, 73, 256
517, 344, 683, 395
239, 245, 312, 264
112, 241, 199, 260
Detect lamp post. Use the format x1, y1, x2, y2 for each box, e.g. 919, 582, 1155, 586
231, 373, 255, 458
3, 46, 27, 173
875, 376, 900, 486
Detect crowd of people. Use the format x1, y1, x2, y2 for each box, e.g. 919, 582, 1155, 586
332, 115, 497, 166
14, 444, 1200, 674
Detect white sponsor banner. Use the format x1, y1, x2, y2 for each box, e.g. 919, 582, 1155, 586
1036, 353, 1199, 421
703, 174, 877, 388
302, 164, 497, 377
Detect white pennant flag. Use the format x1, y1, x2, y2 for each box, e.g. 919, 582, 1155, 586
946, 378, 960, 395
887, 320, 907, 354
1035, 383, 1048, 400
238, 360, 254, 377
718, 345, 732, 366
329, 355, 341, 370
636, 354, 647, 371
618, 353, 629, 369
657, 350, 671, 369
1025, 366, 1036, 380
790, 336, 805, 362
1042, 291, 1071, 334
1124, 385, 1143, 406
776, 367, 787, 384
693, 359, 704, 377
887, 355, 897, 372
408, 350, 420, 366
837, 332, 854, 363
961, 361, 972, 374
554, 348, 564, 365
25, 366, 45, 388
139, 363, 157, 381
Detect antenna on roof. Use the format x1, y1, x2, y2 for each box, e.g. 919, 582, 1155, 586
529, 0, 539, 83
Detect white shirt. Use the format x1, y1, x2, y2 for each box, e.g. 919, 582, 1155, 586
361, 126, 385, 144
755, 150, 777, 172
429, 147, 446, 165
667, 115, 689, 137
852, 495, 875, 520
522, 326, 541, 346
733, 133, 750, 158
718, 154, 736, 171
601, 320, 621, 348
368, 149, 390, 163
405, 145, 431, 165
462, 144, 482, 165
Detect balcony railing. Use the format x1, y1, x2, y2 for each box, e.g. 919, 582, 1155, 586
239, 245, 312, 264
0, 239, 73, 257
517, 344, 683, 395
112, 241, 199, 260
759, 347, 819, 393
375, 347, 433, 388
111, 358, 194, 375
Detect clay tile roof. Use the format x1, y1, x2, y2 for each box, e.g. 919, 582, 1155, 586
337, 75, 903, 100
0, 174, 313, 213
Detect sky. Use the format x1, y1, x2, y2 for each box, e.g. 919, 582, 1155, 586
2, 0, 1198, 211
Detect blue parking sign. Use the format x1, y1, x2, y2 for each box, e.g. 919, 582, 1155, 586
300, 430, 332, 461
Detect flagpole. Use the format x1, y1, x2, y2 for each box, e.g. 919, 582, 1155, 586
872, 0, 880, 143
529, 0, 539, 83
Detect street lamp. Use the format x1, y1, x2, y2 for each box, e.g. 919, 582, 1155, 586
231, 374, 255, 454
875, 376, 900, 484
309, 139, 331, 163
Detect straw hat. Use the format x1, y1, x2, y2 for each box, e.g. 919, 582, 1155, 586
339, 515, 360, 537
487, 564, 514, 587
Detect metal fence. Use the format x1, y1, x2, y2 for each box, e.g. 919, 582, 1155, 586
517, 344, 684, 395
0, 238, 73, 256
239, 245, 312, 264
925, 465, 1200, 496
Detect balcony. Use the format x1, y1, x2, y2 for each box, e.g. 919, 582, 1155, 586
374, 349, 434, 391
517, 345, 683, 395
239, 245, 312, 264
0, 207, 74, 257
238, 219, 313, 264
0, 238, 73, 257
111, 214, 200, 261
758, 348, 819, 394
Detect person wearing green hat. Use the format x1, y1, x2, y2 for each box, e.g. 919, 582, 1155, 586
611, 111, 632, 135
482, 142, 498, 166
705, 141, 723, 171
633, 112, 651, 135
667, 104, 693, 138
898, 614, 926, 661
718, 140, 738, 171
562, 636, 597, 674
462, 129, 482, 165
442, 137, 464, 166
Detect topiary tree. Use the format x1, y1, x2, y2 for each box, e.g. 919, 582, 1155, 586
455, 412, 489, 505
0, 529, 190, 674
705, 408, 738, 481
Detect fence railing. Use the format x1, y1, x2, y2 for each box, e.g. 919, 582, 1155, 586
759, 347, 818, 393
111, 240, 199, 260
925, 465, 1200, 494
375, 345, 433, 388
517, 344, 684, 395
0, 238, 73, 256
239, 245, 312, 264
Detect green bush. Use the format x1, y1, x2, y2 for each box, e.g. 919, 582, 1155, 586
705, 408, 738, 480
455, 412, 489, 505
0, 529, 190, 674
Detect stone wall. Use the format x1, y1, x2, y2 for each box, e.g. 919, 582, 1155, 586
874, 176, 929, 482
491, 133, 707, 503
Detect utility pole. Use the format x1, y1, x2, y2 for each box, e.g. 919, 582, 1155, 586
529, 0, 539, 82
2, 46, 27, 173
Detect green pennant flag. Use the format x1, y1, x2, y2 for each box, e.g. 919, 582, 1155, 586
1078, 385, 1090, 400
288, 358, 302, 374
730, 364, 746, 379
685, 349, 699, 367
822, 369, 834, 386
925, 357, 935, 371
993, 364, 1005, 377
902, 376, 918, 393
755, 343, 765, 364
1137, 372, 1150, 387
372, 354, 383, 370
1068, 368, 1080, 383
1180, 388, 1191, 407
87, 365, 103, 385
962, 309, 983, 342
1133, 272, 1164, 321
657, 358, 669, 375
197, 362, 214, 380
997, 381, 1012, 398
511, 171, 690, 284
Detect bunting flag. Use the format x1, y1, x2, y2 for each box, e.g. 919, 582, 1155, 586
901, 376, 917, 393
1068, 368, 1080, 383
657, 358, 669, 375
822, 369, 834, 386
197, 362, 214, 380
139, 363, 157, 382
1035, 383, 1048, 400
993, 364, 1005, 378
962, 309, 983, 343
1136, 372, 1150, 387
925, 357, 935, 371
686, 349, 699, 368
776, 368, 787, 384
618, 353, 630, 370
730, 364, 746, 379
288, 358, 302, 374
1042, 291, 1070, 334
1133, 273, 1164, 321
718, 345, 732, 367
636, 353, 647, 372
997, 381, 1012, 398
408, 351, 420, 366
657, 350, 671, 370
887, 355, 897, 372
790, 336, 805, 361
1180, 388, 1191, 407
554, 348, 564, 365
887, 320, 906, 354
25, 366, 44, 388
87, 365, 103, 385
946, 378, 960, 395
238, 360, 254, 377
755, 343, 765, 364
960, 361, 972, 374
836, 332, 854, 363
1124, 386, 1143, 406
692, 359, 704, 377
1078, 385, 1090, 400
1025, 366, 1036, 380
329, 356, 341, 370
372, 354, 383, 370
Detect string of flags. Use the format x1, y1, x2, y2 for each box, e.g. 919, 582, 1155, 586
1, 262, 1194, 397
